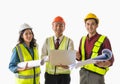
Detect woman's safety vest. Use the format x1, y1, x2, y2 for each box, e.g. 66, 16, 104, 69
81, 35, 109, 75
46, 36, 70, 75
15, 44, 40, 84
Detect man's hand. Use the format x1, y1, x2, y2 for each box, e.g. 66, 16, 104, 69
95, 60, 111, 67
56, 64, 69, 69
40, 59, 45, 65
76, 51, 80, 61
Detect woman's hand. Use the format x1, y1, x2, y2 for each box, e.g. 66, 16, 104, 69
17, 63, 32, 72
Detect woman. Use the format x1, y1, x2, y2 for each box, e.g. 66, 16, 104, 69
9, 23, 40, 84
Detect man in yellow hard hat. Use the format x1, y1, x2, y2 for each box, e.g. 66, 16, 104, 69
76, 13, 114, 84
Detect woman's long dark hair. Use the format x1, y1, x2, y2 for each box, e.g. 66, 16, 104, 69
17, 28, 37, 48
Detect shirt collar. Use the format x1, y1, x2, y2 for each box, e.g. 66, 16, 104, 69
87, 32, 99, 40
54, 35, 64, 42
23, 42, 32, 49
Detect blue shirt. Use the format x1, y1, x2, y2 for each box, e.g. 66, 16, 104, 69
9, 43, 34, 73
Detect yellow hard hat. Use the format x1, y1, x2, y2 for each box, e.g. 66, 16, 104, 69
84, 13, 99, 23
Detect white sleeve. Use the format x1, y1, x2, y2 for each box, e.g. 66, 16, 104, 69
41, 38, 48, 59
68, 39, 74, 50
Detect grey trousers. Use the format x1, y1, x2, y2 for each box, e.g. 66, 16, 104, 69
80, 68, 105, 84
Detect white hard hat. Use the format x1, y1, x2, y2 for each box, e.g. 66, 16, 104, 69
19, 23, 32, 32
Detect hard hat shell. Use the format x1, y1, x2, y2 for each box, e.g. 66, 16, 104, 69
84, 13, 99, 23
52, 16, 65, 25
19, 23, 32, 32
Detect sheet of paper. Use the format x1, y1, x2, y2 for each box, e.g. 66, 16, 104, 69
49, 50, 76, 65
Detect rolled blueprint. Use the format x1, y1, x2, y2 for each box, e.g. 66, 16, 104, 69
17, 56, 48, 68
75, 49, 112, 68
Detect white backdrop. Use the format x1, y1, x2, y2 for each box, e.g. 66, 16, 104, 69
0, 0, 119, 84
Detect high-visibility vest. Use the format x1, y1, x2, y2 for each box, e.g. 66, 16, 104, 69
46, 36, 70, 74
15, 44, 40, 84
81, 35, 109, 75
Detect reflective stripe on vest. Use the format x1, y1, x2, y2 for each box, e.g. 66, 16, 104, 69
15, 72, 40, 79
81, 35, 109, 75
46, 36, 70, 74
16, 44, 40, 84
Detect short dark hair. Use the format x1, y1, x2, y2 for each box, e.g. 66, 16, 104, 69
85, 18, 98, 24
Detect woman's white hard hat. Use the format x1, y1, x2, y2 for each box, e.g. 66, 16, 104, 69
19, 23, 32, 32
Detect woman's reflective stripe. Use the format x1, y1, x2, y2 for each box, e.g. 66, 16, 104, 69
15, 73, 40, 79
17, 45, 24, 62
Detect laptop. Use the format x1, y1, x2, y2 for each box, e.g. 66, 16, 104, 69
49, 50, 76, 65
